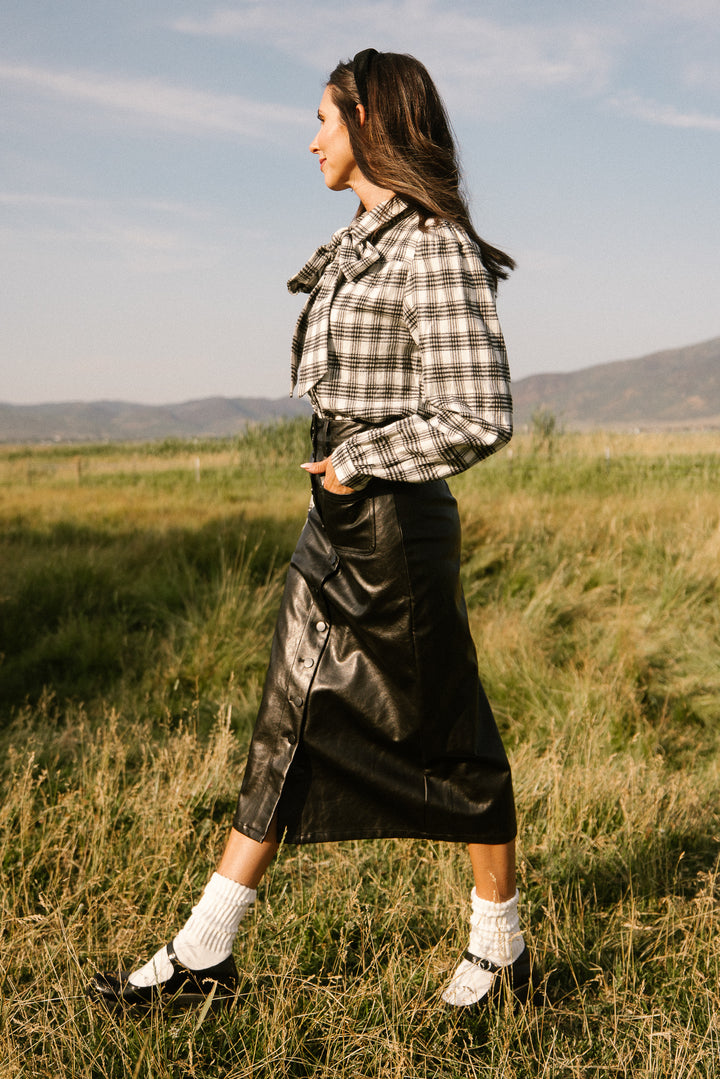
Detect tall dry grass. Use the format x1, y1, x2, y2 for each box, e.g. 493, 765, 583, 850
1, 423, 719, 1076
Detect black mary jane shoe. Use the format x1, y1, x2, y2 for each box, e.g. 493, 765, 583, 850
88, 943, 238, 1011
462, 944, 532, 1006
442, 945, 533, 1010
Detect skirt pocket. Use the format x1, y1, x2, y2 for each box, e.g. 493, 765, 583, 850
319, 485, 376, 553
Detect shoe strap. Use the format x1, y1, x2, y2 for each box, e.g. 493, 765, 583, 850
463, 950, 503, 974
165, 941, 233, 984
166, 942, 182, 971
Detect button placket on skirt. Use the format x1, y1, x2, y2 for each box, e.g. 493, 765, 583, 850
284, 609, 330, 745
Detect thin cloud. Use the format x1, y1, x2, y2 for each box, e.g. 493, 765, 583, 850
0, 218, 218, 275
0, 190, 222, 274
635, 0, 720, 22
81, 222, 219, 274
0, 192, 211, 218
172, 2, 617, 106
685, 59, 720, 92
0, 63, 306, 139
608, 91, 720, 132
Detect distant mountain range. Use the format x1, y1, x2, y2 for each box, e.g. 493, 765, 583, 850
2, 336, 719, 443
0, 395, 311, 444
512, 335, 720, 431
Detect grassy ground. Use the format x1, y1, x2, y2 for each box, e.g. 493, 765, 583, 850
1, 421, 719, 1077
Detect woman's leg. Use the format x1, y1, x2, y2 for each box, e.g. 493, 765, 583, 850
126, 818, 279, 988
216, 820, 280, 888
442, 839, 526, 1006
467, 839, 516, 902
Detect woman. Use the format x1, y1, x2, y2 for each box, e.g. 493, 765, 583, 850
90, 49, 529, 1011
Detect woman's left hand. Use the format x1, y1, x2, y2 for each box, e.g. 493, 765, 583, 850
301, 456, 356, 494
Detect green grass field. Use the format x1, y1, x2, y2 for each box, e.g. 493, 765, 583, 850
1, 421, 719, 1077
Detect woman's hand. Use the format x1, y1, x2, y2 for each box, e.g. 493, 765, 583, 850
301, 455, 356, 494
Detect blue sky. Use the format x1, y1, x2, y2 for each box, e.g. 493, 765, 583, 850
1, 0, 718, 404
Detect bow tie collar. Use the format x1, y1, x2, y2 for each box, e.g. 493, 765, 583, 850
287, 195, 411, 295
287, 227, 382, 294
287, 197, 412, 399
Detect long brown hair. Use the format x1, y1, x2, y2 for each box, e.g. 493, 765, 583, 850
327, 51, 515, 289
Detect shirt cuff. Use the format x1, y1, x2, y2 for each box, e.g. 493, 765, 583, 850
330, 443, 368, 489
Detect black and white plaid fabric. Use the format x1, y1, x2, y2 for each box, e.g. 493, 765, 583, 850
288, 196, 512, 487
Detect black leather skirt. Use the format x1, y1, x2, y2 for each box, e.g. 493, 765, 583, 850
233, 417, 516, 845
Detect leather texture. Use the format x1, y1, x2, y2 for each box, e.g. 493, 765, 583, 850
233, 418, 516, 846
87, 945, 238, 1010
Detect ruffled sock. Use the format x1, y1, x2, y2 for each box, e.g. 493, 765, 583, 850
441, 888, 525, 1006
128, 873, 256, 988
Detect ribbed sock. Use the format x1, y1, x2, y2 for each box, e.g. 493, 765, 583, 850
441, 888, 524, 1007
128, 873, 257, 988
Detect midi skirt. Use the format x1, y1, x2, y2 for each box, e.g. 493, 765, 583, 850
233, 417, 516, 845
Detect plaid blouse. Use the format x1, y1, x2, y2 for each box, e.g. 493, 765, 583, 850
288, 196, 512, 488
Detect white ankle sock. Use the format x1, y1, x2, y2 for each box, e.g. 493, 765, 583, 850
441, 888, 525, 1007
468, 887, 524, 966
128, 873, 257, 987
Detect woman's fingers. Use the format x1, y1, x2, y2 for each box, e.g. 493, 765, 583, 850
300, 456, 355, 495
300, 458, 327, 474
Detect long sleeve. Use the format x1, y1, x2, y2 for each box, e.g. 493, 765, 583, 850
330, 225, 513, 487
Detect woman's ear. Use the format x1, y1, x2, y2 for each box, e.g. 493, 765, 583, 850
355, 103, 367, 127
